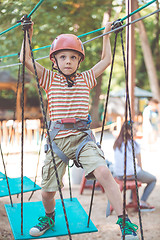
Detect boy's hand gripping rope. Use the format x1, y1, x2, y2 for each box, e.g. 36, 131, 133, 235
112, 19, 123, 34
21, 24, 72, 240
17, 14, 32, 31
88, 19, 124, 226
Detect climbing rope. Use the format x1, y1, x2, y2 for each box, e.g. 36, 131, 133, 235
28, 104, 47, 201
79, 0, 157, 38
68, 164, 73, 201
20, 23, 27, 235
120, 0, 144, 237
87, 14, 144, 239
120, 28, 144, 240
1, 7, 159, 69
0, 0, 45, 36
83, 7, 160, 45
87, 27, 119, 227
0, 0, 158, 61
123, 2, 130, 237
0, 6, 159, 70
0, 144, 13, 207
21, 16, 72, 239
0, 1, 158, 239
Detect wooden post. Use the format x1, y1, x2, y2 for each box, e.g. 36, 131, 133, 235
126, 0, 136, 119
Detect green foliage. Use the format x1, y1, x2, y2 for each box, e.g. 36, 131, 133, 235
0, 0, 159, 106
0, 0, 113, 103
0, 0, 112, 73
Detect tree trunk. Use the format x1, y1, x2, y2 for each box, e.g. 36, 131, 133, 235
135, 0, 160, 100
154, 1, 160, 71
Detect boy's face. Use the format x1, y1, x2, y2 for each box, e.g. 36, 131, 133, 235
53, 50, 81, 76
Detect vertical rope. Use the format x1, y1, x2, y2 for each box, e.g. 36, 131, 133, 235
20, 28, 26, 236
0, 144, 13, 206
28, 103, 47, 201
120, 2, 144, 237
100, 33, 118, 145
122, 2, 130, 239
87, 180, 96, 227
120, 30, 144, 240
28, 123, 45, 201
26, 28, 72, 240
87, 33, 118, 227
68, 165, 72, 201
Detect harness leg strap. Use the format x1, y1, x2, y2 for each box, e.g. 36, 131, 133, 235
44, 118, 96, 167
52, 141, 69, 165
75, 129, 97, 167
75, 135, 92, 164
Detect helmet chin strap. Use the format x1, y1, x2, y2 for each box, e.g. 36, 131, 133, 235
53, 56, 81, 87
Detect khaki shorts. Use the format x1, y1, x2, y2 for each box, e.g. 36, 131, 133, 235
41, 132, 106, 192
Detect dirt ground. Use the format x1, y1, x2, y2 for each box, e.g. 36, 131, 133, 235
0, 177, 160, 240
1, 133, 160, 240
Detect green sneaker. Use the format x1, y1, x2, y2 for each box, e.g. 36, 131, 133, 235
117, 218, 139, 240
29, 215, 55, 237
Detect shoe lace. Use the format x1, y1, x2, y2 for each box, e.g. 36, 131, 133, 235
37, 216, 55, 230
117, 218, 138, 235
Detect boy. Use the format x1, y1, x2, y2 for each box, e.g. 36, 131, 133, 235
20, 20, 139, 239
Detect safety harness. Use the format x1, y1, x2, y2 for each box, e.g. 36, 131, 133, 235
44, 115, 99, 168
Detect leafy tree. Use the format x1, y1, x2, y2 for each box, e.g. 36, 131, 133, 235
0, 0, 113, 125
0, 0, 159, 125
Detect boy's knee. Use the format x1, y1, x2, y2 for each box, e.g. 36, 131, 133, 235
94, 165, 111, 179
42, 191, 56, 201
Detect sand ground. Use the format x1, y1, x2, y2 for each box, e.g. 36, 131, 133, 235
0, 132, 160, 240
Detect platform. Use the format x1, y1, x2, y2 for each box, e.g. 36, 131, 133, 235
0, 176, 41, 197
0, 171, 6, 179
5, 197, 98, 239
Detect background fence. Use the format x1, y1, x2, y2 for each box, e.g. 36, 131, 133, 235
0, 119, 42, 153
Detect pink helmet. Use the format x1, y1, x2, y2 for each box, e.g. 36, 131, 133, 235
49, 34, 85, 62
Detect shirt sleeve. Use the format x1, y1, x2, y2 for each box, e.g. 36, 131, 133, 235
81, 69, 97, 89
39, 68, 55, 91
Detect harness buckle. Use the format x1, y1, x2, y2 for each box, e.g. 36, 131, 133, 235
61, 118, 76, 124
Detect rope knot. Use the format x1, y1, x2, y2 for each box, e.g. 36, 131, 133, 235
112, 19, 123, 34
17, 14, 32, 31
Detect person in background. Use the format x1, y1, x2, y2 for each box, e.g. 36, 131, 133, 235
113, 121, 156, 211
142, 98, 159, 149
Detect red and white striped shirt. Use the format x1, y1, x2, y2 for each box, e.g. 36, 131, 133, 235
39, 68, 97, 138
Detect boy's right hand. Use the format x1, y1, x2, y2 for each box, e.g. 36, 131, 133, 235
104, 22, 112, 35
19, 15, 33, 34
